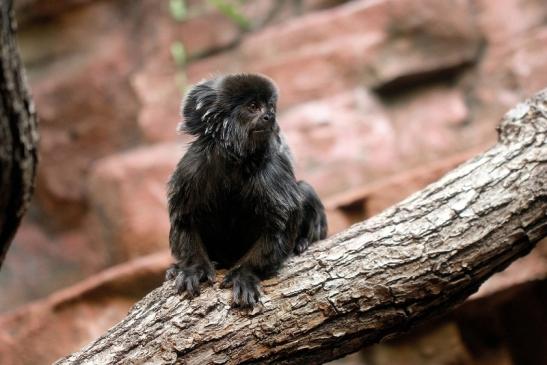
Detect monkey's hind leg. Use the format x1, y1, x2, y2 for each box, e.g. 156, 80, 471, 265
294, 181, 328, 254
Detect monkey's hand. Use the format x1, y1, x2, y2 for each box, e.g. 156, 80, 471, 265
220, 266, 261, 308
167, 261, 215, 297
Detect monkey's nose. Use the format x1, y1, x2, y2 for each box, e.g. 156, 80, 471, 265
262, 112, 274, 123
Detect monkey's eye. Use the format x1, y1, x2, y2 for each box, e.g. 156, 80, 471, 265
247, 101, 260, 113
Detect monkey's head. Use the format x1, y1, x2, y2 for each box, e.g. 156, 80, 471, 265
180, 73, 279, 159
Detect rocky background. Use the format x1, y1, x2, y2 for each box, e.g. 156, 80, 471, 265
1, 0, 546, 364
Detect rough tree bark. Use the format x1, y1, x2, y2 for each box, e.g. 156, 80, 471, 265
0, 0, 39, 268
58, 90, 547, 365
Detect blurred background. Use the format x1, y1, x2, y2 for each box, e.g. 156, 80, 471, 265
1, 0, 546, 364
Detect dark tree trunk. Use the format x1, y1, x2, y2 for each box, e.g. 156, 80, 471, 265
57, 89, 547, 365
0, 0, 39, 268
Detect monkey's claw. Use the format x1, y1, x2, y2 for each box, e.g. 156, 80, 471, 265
168, 262, 215, 298
294, 238, 310, 255
221, 267, 261, 308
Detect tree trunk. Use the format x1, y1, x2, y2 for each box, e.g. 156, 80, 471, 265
57, 89, 546, 365
0, 0, 38, 268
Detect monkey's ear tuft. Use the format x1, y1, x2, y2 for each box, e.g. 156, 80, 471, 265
180, 82, 219, 136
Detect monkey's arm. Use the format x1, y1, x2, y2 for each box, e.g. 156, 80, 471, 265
166, 158, 215, 297
167, 221, 214, 297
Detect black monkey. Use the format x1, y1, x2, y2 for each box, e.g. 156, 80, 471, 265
166, 73, 327, 307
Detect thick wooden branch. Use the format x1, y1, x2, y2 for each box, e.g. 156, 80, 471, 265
0, 0, 39, 267
58, 90, 547, 365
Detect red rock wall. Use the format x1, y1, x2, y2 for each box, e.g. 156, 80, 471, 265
2, 0, 546, 319
1, 2, 547, 364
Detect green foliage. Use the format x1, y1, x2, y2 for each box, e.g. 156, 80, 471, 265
170, 41, 187, 67
207, 0, 251, 30
167, 0, 252, 94
170, 41, 188, 93
169, 0, 188, 21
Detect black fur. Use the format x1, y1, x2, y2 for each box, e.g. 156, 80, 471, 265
166, 74, 327, 308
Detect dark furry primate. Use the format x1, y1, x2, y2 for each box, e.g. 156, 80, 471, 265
166, 73, 327, 307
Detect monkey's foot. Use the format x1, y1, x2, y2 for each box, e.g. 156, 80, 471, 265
168, 262, 215, 297
220, 266, 261, 308
294, 238, 310, 255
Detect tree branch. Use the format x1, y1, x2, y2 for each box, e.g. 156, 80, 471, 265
57, 89, 547, 365
0, 0, 39, 268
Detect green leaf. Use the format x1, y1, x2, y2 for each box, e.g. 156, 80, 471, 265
208, 0, 251, 30
170, 41, 186, 67
169, 0, 187, 21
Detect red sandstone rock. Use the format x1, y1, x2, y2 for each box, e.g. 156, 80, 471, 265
0, 222, 108, 313
132, 0, 240, 143
279, 86, 470, 201
480, 27, 547, 97
87, 143, 184, 261
249, 34, 384, 108
131, 70, 185, 143
132, 0, 363, 143
475, 0, 547, 44
324, 146, 489, 233
281, 88, 398, 197
360, 322, 474, 365
19, 2, 141, 228
387, 86, 469, 163
359, 0, 480, 90
466, 26, 547, 146
471, 239, 547, 299
241, 0, 390, 63
137, 0, 243, 62
147, 0, 482, 139
0, 252, 170, 365
238, 0, 481, 107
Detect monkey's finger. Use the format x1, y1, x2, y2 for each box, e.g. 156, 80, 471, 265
199, 267, 215, 284
220, 278, 232, 289
220, 274, 234, 288
187, 274, 201, 297
249, 283, 261, 306
175, 272, 200, 297
205, 272, 215, 284
243, 287, 257, 308
240, 288, 259, 308
232, 279, 260, 308
174, 273, 186, 294
231, 282, 243, 307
